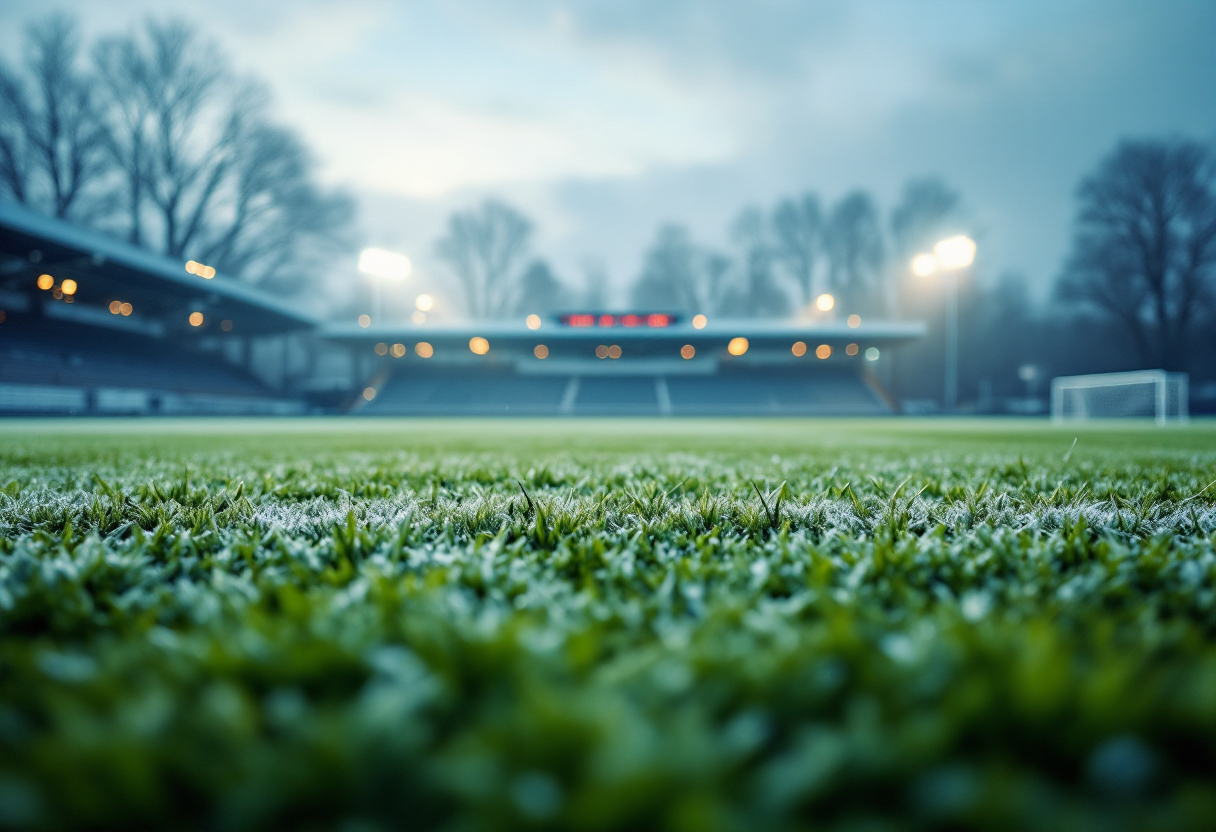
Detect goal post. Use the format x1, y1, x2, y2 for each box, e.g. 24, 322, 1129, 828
1050, 370, 1188, 425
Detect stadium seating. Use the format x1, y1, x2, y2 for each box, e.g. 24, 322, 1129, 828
359, 367, 890, 416
0, 317, 300, 414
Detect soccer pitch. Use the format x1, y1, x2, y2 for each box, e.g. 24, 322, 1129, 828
2, 418, 1215, 830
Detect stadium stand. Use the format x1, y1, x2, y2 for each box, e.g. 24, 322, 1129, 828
1, 201, 309, 415
2, 200, 927, 417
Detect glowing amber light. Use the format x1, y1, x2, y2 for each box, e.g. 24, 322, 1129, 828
358, 314, 371, 328
188, 311, 204, 327
526, 314, 542, 330
595, 345, 609, 359
469, 336, 490, 355
692, 314, 707, 329
846, 343, 859, 356
375, 342, 388, 356
363, 387, 377, 401
37, 274, 54, 290
390, 343, 406, 358
607, 344, 622, 359
680, 344, 695, 359
791, 341, 807, 357
220, 320, 233, 332
815, 293, 835, 312
534, 344, 549, 359
120, 302, 133, 316
415, 293, 434, 311
61, 279, 77, 295
727, 337, 749, 356
816, 344, 831, 359
847, 314, 861, 328
185, 260, 199, 274
415, 342, 434, 358
109, 301, 122, 314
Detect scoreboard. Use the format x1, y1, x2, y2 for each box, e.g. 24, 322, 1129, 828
559, 312, 676, 328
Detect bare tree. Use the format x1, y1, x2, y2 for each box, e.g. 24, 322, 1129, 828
435, 200, 534, 318
1058, 139, 1216, 370
890, 178, 961, 262
89, 18, 353, 291
824, 191, 886, 315
0, 14, 109, 219
730, 207, 789, 318
515, 259, 570, 315
631, 224, 701, 311
630, 224, 734, 314
770, 192, 822, 305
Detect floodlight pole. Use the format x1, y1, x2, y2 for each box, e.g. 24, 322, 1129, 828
944, 269, 958, 412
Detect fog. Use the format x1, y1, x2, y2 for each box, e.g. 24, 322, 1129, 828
3, 0, 1213, 303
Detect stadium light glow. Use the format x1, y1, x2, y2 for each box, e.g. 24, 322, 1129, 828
415, 342, 434, 358
526, 314, 542, 330
681, 344, 695, 359
608, 345, 622, 359
816, 344, 831, 359
595, 345, 609, 359
727, 337, 749, 356
61, 279, 77, 295
791, 341, 807, 357
358, 248, 411, 281
375, 342, 388, 356
911, 253, 938, 277
815, 293, 835, 312
692, 314, 707, 329
534, 344, 549, 359
933, 235, 977, 270
363, 387, 376, 401
415, 293, 434, 311
188, 312, 204, 327
866, 347, 880, 361
358, 314, 371, 328
109, 301, 121, 314
846, 343, 859, 356
37, 274, 53, 290
391, 343, 406, 357
847, 314, 861, 328
120, 302, 132, 316
469, 336, 490, 355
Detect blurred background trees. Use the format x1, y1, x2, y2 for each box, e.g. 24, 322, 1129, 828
2, 12, 1213, 412
434, 199, 533, 319
0, 14, 353, 296
1057, 139, 1216, 371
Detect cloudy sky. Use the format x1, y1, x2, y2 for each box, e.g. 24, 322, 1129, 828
2, 0, 1214, 307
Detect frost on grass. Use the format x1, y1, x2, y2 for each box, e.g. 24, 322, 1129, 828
1, 440, 1216, 831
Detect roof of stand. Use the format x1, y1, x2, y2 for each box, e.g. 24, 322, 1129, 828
0, 200, 315, 335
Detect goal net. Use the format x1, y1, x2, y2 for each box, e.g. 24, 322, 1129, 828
1051, 370, 1188, 425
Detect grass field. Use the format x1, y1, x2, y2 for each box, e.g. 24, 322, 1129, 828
2, 417, 1215, 831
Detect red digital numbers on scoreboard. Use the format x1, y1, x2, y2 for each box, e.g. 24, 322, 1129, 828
559, 313, 675, 328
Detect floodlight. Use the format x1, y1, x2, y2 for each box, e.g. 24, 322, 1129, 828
911, 253, 938, 277
932, 236, 976, 270
358, 248, 411, 281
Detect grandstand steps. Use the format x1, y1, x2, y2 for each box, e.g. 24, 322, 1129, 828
359, 368, 891, 416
